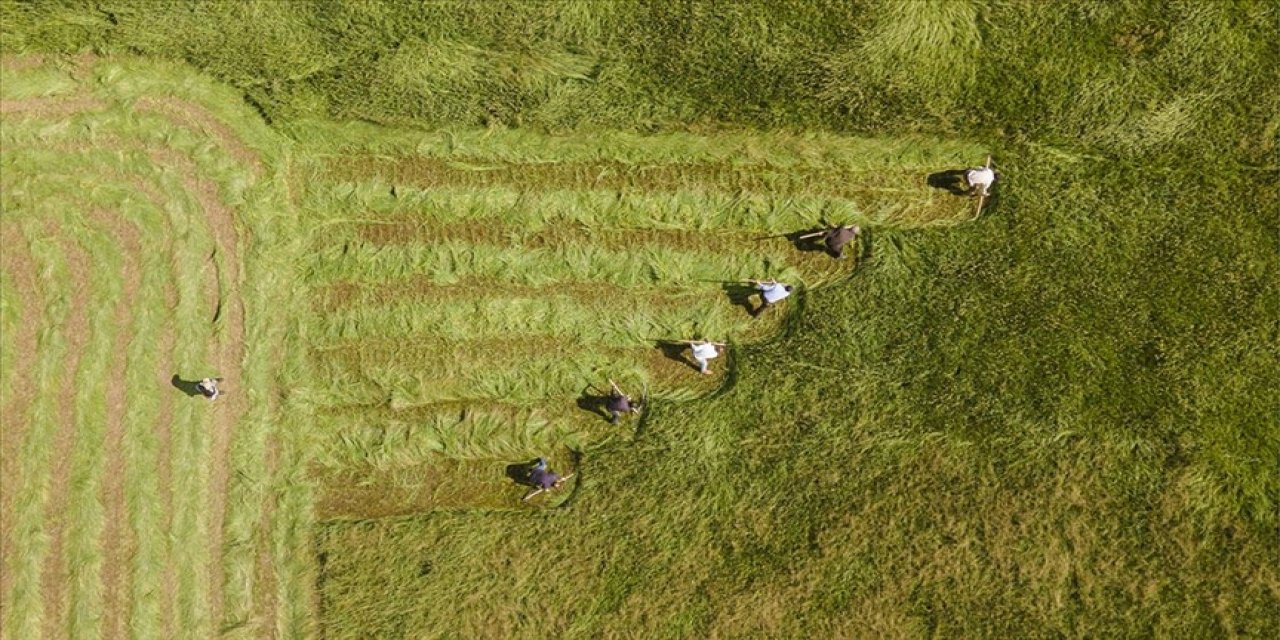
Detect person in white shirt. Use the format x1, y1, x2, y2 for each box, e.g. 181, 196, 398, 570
749, 278, 793, 317
965, 166, 996, 196
688, 340, 724, 375
197, 377, 223, 401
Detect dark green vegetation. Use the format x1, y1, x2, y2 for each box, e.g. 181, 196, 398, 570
3, 0, 1278, 637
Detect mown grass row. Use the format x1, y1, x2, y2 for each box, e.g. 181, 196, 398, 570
1, 221, 72, 640
292, 120, 988, 169
316, 336, 718, 404
59, 220, 122, 640
312, 178, 971, 233
1, 57, 307, 639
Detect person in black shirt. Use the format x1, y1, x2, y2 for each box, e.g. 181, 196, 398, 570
823, 224, 860, 259
606, 379, 642, 424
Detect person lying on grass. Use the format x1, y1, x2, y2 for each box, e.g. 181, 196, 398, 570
749, 278, 793, 316
688, 339, 725, 375
606, 379, 642, 424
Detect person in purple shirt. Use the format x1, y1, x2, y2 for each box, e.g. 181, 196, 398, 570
523, 458, 570, 501
606, 379, 642, 424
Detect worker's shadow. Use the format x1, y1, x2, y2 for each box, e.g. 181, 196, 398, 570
170, 374, 205, 398
575, 385, 612, 422
927, 169, 971, 196
655, 340, 700, 373
504, 459, 541, 488
787, 227, 835, 255
720, 282, 759, 316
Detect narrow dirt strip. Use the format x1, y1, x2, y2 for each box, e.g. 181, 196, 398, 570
0, 223, 43, 621
39, 226, 93, 640
86, 208, 142, 640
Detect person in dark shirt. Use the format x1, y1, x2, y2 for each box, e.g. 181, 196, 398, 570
523, 457, 570, 501
606, 379, 642, 424
823, 224, 860, 259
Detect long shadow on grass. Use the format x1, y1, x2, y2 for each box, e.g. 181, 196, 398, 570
927, 169, 972, 196
170, 374, 206, 398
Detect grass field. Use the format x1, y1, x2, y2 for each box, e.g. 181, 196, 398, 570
1, 0, 1278, 638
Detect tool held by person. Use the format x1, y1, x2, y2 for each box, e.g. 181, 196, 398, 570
798, 224, 861, 259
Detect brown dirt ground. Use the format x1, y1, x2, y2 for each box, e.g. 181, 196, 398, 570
0, 221, 43, 619
85, 208, 142, 640
40, 223, 93, 640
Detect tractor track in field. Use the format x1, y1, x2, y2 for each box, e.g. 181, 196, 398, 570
85, 207, 142, 640
0, 222, 42, 621
39, 223, 92, 640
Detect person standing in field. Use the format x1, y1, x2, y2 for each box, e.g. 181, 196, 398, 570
606, 379, 641, 424
689, 339, 724, 375
966, 164, 996, 196
749, 278, 793, 316
823, 224, 860, 259
197, 377, 223, 401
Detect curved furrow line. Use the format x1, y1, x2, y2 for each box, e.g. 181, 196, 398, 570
135, 96, 263, 177
0, 223, 44, 622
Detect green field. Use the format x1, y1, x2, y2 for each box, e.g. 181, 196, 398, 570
1, 1, 1277, 638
